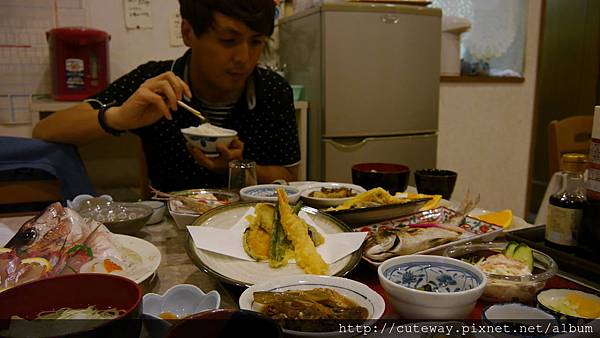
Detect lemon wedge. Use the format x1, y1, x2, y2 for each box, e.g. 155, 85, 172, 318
404, 193, 442, 211
0, 248, 12, 254
21, 257, 52, 272
477, 209, 513, 228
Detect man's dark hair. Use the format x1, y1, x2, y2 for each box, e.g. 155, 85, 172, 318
179, 0, 275, 37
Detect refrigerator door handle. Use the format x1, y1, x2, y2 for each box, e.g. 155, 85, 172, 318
324, 138, 370, 152
380, 14, 400, 24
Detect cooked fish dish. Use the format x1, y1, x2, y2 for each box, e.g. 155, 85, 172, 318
329, 188, 411, 211
309, 187, 356, 199
254, 288, 368, 332
364, 225, 460, 262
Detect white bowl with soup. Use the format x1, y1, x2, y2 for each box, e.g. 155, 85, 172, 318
181, 124, 237, 157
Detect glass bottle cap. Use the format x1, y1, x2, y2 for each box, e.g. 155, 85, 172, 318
560, 153, 588, 172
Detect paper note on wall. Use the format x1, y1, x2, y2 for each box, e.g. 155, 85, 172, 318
169, 12, 184, 47
124, 0, 153, 29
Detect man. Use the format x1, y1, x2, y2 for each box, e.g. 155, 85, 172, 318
33, 0, 300, 192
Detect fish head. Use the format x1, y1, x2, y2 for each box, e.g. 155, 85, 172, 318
6, 202, 71, 257
364, 226, 402, 261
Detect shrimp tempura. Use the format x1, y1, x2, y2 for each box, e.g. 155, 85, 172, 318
276, 188, 328, 275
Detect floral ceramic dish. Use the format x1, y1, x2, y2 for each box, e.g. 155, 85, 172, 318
378, 255, 487, 319
239, 184, 301, 204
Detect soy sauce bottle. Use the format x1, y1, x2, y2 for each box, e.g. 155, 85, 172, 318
545, 153, 588, 252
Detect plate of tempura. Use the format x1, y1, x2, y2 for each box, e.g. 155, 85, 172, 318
185, 189, 363, 287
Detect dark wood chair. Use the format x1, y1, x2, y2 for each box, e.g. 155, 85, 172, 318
548, 115, 593, 174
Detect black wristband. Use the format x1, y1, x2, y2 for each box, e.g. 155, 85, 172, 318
97, 103, 124, 136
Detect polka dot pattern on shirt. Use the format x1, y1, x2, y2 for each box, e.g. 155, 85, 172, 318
87, 52, 300, 192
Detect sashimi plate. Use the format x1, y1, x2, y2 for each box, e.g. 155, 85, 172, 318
357, 207, 503, 267
113, 234, 161, 283
186, 202, 362, 287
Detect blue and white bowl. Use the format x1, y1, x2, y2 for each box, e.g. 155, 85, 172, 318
143, 284, 220, 338
239, 184, 301, 204
181, 127, 237, 157
378, 255, 487, 319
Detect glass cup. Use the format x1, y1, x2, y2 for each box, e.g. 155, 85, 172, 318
228, 160, 257, 192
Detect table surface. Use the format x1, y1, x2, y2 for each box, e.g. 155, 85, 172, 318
1, 213, 597, 321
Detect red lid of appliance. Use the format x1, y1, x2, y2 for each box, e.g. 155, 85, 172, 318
46, 27, 110, 43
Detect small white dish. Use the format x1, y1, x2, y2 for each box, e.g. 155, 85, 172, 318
378, 254, 487, 319
143, 284, 220, 338
299, 182, 366, 209
168, 204, 200, 230
166, 189, 239, 229
239, 274, 385, 337
537, 288, 600, 322
139, 201, 166, 225
482, 303, 557, 338
239, 184, 301, 204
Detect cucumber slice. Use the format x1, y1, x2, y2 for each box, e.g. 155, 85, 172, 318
512, 243, 534, 272
504, 241, 519, 257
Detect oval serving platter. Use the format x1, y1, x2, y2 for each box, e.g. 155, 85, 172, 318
185, 202, 362, 287
324, 197, 431, 228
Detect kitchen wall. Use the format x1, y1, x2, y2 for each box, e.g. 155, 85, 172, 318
86, 0, 186, 81
437, 0, 542, 216
2, 0, 543, 216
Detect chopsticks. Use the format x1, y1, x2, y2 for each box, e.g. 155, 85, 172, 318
177, 100, 207, 123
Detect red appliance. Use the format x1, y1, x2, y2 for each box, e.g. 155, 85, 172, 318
46, 27, 110, 101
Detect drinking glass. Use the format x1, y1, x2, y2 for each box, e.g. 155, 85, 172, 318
228, 160, 257, 192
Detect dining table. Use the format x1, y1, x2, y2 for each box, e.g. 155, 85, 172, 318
1, 208, 598, 336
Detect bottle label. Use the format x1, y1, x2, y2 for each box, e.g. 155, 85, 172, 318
546, 204, 583, 246
590, 138, 600, 165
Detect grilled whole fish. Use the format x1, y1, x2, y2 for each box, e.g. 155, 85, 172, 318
1, 202, 124, 289
364, 225, 460, 262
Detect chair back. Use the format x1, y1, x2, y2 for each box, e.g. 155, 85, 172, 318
548, 115, 593, 174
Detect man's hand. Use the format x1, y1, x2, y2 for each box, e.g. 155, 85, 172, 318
186, 138, 244, 174
105, 71, 192, 131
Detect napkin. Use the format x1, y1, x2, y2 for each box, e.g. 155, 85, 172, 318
187, 207, 366, 264
0, 223, 16, 247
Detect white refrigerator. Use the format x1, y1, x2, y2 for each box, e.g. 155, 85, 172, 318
279, 3, 441, 184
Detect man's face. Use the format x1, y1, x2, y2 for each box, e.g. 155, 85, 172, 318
185, 12, 267, 100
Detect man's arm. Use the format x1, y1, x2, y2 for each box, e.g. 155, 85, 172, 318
33, 71, 191, 146
257, 164, 298, 183
32, 103, 110, 146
